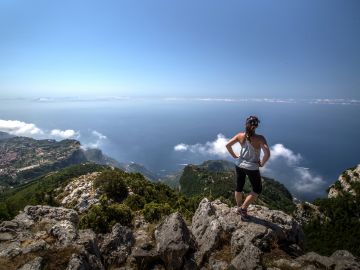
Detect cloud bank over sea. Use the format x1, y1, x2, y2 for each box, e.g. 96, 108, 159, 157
0, 119, 107, 150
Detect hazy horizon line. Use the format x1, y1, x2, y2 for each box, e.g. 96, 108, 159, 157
1, 96, 359, 105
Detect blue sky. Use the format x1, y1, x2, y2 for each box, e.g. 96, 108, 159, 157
1, 0, 359, 99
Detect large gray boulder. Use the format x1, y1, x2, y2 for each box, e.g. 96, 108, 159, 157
22, 205, 79, 225
98, 223, 134, 267
154, 212, 197, 270
67, 229, 104, 270
17, 257, 43, 270
271, 250, 360, 270
0, 205, 104, 270
191, 198, 305, 269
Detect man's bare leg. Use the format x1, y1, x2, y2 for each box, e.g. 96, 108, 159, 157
241, 192, 258, 210
235, 191, 243, 208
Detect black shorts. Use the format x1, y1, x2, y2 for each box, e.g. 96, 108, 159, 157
235, 166, 262, 195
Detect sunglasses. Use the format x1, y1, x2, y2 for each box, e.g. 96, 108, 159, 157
248, 120, 259, 127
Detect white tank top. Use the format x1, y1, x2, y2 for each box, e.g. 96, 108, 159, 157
236, 139, 260, 170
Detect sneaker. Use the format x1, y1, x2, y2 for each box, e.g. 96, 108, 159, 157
238, 207, 250, 221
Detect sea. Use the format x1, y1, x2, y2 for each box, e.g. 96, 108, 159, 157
1, 97, 359, 201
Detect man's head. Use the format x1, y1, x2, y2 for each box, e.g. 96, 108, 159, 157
245, 116, 260, 136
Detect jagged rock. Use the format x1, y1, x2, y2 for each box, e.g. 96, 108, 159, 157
66, 253, 91, 270
57, 172, 101, 213
191, 198, 304, 269
0, 205, 105, 270
272, 258, 302, 269
191, 198, 224, 266
131, 245, 162, 269
69, 229, 104, 270
21, 239, 47, 254
154, 212, 197, 270
130, 215, 162, 269
17, 257, 43, 270
0, 232, 14, 241
50, 220, 78, 246
66, 251, 104, 270
293, 201, 328, 226
328, 164, 360, 198
294, 250, 360, 270
230, 244, 262, 270
208, 257, 229, 270
0, 198, 359, 270
76, 229, 102, 258
0, 240, 22, 258
269, 250, 360, 270
12, 212, 35, 229
99, 223, 134, 267
23, 205, 79, 225
330, 250, 360, 270
296, 251, 337, 268
0, 220, 19, 230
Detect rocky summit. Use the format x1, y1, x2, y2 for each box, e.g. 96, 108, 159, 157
1, 198, 359, 270
328, 164, 360, 198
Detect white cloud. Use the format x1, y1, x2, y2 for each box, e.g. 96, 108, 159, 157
174, 134, 238, 158
268, 143, 302, 166
174, 143, 188, 151
81, 130, 108, 149
259, 144, 326, 198
174, 135, 326, 199
0, 119, 79, 140
293, 167, 326, 193
92, 130, 107, 140
162, 97, 360, 106
0, 119, 44, 137
50, 129, 79, 139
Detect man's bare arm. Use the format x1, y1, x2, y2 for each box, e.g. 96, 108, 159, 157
226, 134, 241, 159
259, 136, 270, 167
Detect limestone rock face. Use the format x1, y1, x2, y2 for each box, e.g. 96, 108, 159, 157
0, 205, 103, 270
191, 198, 305, 269
98, 223, 134, 267
56, 172, 101, 213
154, 212, 196, 270
0, 200, 359, 270
272, 250, 360, 270
328, 164, 360, 198
293, 201, 328, 226
17, 257, 43, 270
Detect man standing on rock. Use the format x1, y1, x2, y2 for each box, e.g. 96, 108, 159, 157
226, 115, 271, 221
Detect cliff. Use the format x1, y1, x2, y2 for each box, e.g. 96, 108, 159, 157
0, 134, 158, 191
328, 164, 360, 198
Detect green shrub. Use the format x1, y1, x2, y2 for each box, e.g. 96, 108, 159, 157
94, 170, 128, 202
143, 202, 173, 222
0, 202, 10, 220
79, 203, 133, 233
304, 193, 360, 257
107, 203, 133, 227
124, 194, 146, 211
79, 204, 109, 233
342, 172, 351, 183
334, 180, 342, 190
0, 163, 106, 220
